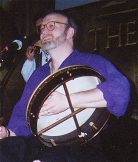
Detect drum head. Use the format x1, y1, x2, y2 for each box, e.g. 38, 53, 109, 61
27, 65, 110, 147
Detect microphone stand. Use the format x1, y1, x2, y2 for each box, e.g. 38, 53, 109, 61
0, 62, 15, 123
0, 72, 4, 123
0, 50, 24, 124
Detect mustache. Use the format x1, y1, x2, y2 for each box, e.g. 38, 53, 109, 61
41, 34, 53, 39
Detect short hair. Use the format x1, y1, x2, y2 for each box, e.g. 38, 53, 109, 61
43, 10, 78, 36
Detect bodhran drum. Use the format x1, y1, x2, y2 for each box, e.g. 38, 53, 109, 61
26, 65, 110, 147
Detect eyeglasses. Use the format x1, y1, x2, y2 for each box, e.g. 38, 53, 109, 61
40, 21, 69, 32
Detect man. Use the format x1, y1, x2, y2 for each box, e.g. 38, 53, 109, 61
21, 40, 50, 82
21, 17, 50, 82
0, 11, 130, 162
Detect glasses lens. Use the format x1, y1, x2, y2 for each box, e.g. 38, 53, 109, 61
47, 21, 55, 31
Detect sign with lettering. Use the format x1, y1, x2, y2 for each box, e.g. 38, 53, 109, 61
67, 1, 138, 118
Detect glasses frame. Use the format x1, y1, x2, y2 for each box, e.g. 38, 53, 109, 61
40, 21, 69, 32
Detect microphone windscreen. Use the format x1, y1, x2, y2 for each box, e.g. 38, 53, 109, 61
12, 40, 22, 50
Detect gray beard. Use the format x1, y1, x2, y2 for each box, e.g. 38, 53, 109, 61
45, 41, 56, 50
42, 33, 66, 51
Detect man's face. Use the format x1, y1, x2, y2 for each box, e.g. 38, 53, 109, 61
40, 14, 69, 51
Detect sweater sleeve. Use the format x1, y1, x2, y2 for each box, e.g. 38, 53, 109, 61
7, 64, 49, 136
7, 80, 33, 136
97, 59, 130, 117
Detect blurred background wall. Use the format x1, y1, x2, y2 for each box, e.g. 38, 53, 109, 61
0, 1, 137, 161
0, 0, 137, 120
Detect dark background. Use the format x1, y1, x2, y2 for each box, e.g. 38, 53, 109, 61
0, 0, 137, 161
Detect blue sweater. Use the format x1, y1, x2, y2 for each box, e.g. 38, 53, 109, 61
7, 50, 130, 136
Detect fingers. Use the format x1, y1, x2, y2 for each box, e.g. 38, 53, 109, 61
39, 95, 52, 115
26, 46, 36, 60
0, 126, 7, 139
39, 91, 67, 116
39, 109, 52, 116
0, 126, 4, 132
34, 40, 42, 47
39, 100, 54, 116
39, 101, 52, 116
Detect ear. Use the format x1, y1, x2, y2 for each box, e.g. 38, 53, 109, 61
66, 27, 75, 39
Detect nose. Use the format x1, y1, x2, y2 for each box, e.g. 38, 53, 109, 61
40, 28, 46, 35
40, 24, 51, 35
40, 27, 52, 42
40, 27, 49, 39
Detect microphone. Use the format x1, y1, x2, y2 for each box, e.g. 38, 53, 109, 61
3, 39, 23, 52
0, 39, 23, 67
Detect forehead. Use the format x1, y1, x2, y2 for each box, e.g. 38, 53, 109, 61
43, 13, 67, 23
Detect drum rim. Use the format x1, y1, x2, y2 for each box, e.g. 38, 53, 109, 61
26, 65, 110, 146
